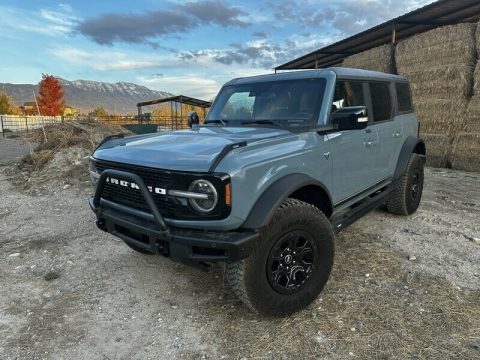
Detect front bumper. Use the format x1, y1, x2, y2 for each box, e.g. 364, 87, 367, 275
89, 169, 257, 264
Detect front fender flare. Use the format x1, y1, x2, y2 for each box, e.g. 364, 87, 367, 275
241, 173, 332, 230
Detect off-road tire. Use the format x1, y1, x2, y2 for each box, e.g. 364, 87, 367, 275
124, 242, 153, 254
387, 153, 424, 215
226, 198, 335, 315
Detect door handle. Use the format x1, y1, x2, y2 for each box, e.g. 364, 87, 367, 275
393, 132, 401, 138
364, 139, 377, 148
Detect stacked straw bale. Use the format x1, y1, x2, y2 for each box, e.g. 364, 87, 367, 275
415, 98, 467, 135
458, 22, 480, 171
396, 23, 476, 100
421, 134, 453, 168
343, 44, 393, 73
450, 133, 480, 172
465, 45, 480, 134
396, 23, 477, 169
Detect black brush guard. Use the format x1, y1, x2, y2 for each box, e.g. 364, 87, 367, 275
89, 169, 257, 265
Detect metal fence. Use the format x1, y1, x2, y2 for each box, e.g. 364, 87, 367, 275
0, 115, 195, 137
0, 115, 62, 137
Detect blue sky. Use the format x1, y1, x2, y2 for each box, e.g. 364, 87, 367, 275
0, 0, 434, 99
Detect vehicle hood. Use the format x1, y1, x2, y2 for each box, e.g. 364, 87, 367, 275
93, 126, 292, 172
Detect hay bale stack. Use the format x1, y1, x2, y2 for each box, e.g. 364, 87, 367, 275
473, 61, 480, 96
414, 98, 467, 135
421, 134, 453, 168
450, 133, 480, 172
477, 21, 480, 57
465, 99, 480, 133
342, 44, 393, 73
396, 23, 477, 170
406, 65, 473, 99
396, 23, 476, 100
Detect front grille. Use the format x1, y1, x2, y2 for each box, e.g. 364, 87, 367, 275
95, 161, 181, 217
94, 160, 230, 220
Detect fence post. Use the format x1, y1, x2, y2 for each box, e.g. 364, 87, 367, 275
25, 116, 28, 133
1, 116, 4, 138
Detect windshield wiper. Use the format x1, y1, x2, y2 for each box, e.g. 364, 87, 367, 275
240, 119, 285, 128
204, 119, 227, 126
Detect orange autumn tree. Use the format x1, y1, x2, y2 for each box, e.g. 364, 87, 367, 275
37, 74, 65, 115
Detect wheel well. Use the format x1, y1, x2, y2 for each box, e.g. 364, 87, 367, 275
414, 141, 426, 156
289, 185, 333, 218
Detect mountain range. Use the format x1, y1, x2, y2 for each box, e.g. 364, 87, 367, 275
0, 78, 172, 114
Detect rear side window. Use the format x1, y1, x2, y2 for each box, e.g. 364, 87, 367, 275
396, 82, 413, 113
369, 82, 393, 122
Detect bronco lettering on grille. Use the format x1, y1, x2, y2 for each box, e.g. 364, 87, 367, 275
106, 177, 166, 195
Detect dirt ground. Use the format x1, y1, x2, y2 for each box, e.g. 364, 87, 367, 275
0, 138, 479, 359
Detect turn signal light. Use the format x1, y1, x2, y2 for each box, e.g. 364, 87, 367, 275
225, 183, 231, 206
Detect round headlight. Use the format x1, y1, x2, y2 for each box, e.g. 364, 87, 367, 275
188, 179, 218, 214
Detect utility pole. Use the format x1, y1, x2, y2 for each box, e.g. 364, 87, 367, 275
33, 90, 41, 115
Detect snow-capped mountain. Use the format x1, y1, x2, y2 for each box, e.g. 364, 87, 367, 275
0, 78, 173, 114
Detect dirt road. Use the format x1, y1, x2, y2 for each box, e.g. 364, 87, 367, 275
0, 139, 479, 359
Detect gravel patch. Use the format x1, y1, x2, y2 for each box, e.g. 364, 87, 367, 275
0, 141, 479, 359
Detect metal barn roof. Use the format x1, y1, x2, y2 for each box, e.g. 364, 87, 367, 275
275, 0, 480, 71
137, 95, 212, 109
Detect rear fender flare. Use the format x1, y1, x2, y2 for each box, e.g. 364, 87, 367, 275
393, 136, 426, 181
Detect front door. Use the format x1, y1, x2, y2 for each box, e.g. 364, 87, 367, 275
328, 80, 379, 205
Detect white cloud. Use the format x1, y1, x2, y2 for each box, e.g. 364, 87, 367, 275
48, 46, 183, 71
0, 4, 79, 37
137, 75, 221, 100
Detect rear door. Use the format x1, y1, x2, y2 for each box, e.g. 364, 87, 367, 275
368, 81, 403, 180
328, 80, 379, 205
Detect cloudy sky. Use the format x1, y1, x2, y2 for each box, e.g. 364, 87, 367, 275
0, 0, 435, 99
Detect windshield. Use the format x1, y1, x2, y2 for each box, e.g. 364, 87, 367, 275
206, 78, 327, 129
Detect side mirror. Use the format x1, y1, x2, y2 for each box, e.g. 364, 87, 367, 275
187, 111, 199, 128
331, 106, 368, 131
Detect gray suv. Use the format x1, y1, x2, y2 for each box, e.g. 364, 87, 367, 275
89, 68, 426, 315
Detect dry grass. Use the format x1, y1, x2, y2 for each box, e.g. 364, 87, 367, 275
450, 132, 480, 172
19, 120, 131, 171
421, 133, 453, 168
8, 120, 132, 191
414, 98, 467, 136
342, 44, 393, 73
198, 228, 480, 359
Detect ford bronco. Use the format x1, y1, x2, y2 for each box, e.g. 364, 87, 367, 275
89, 68, 426, 315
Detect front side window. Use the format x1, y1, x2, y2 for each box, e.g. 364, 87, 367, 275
206, 78, 327, 129
332, 80, 366, 112
370, 82, 393, 122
